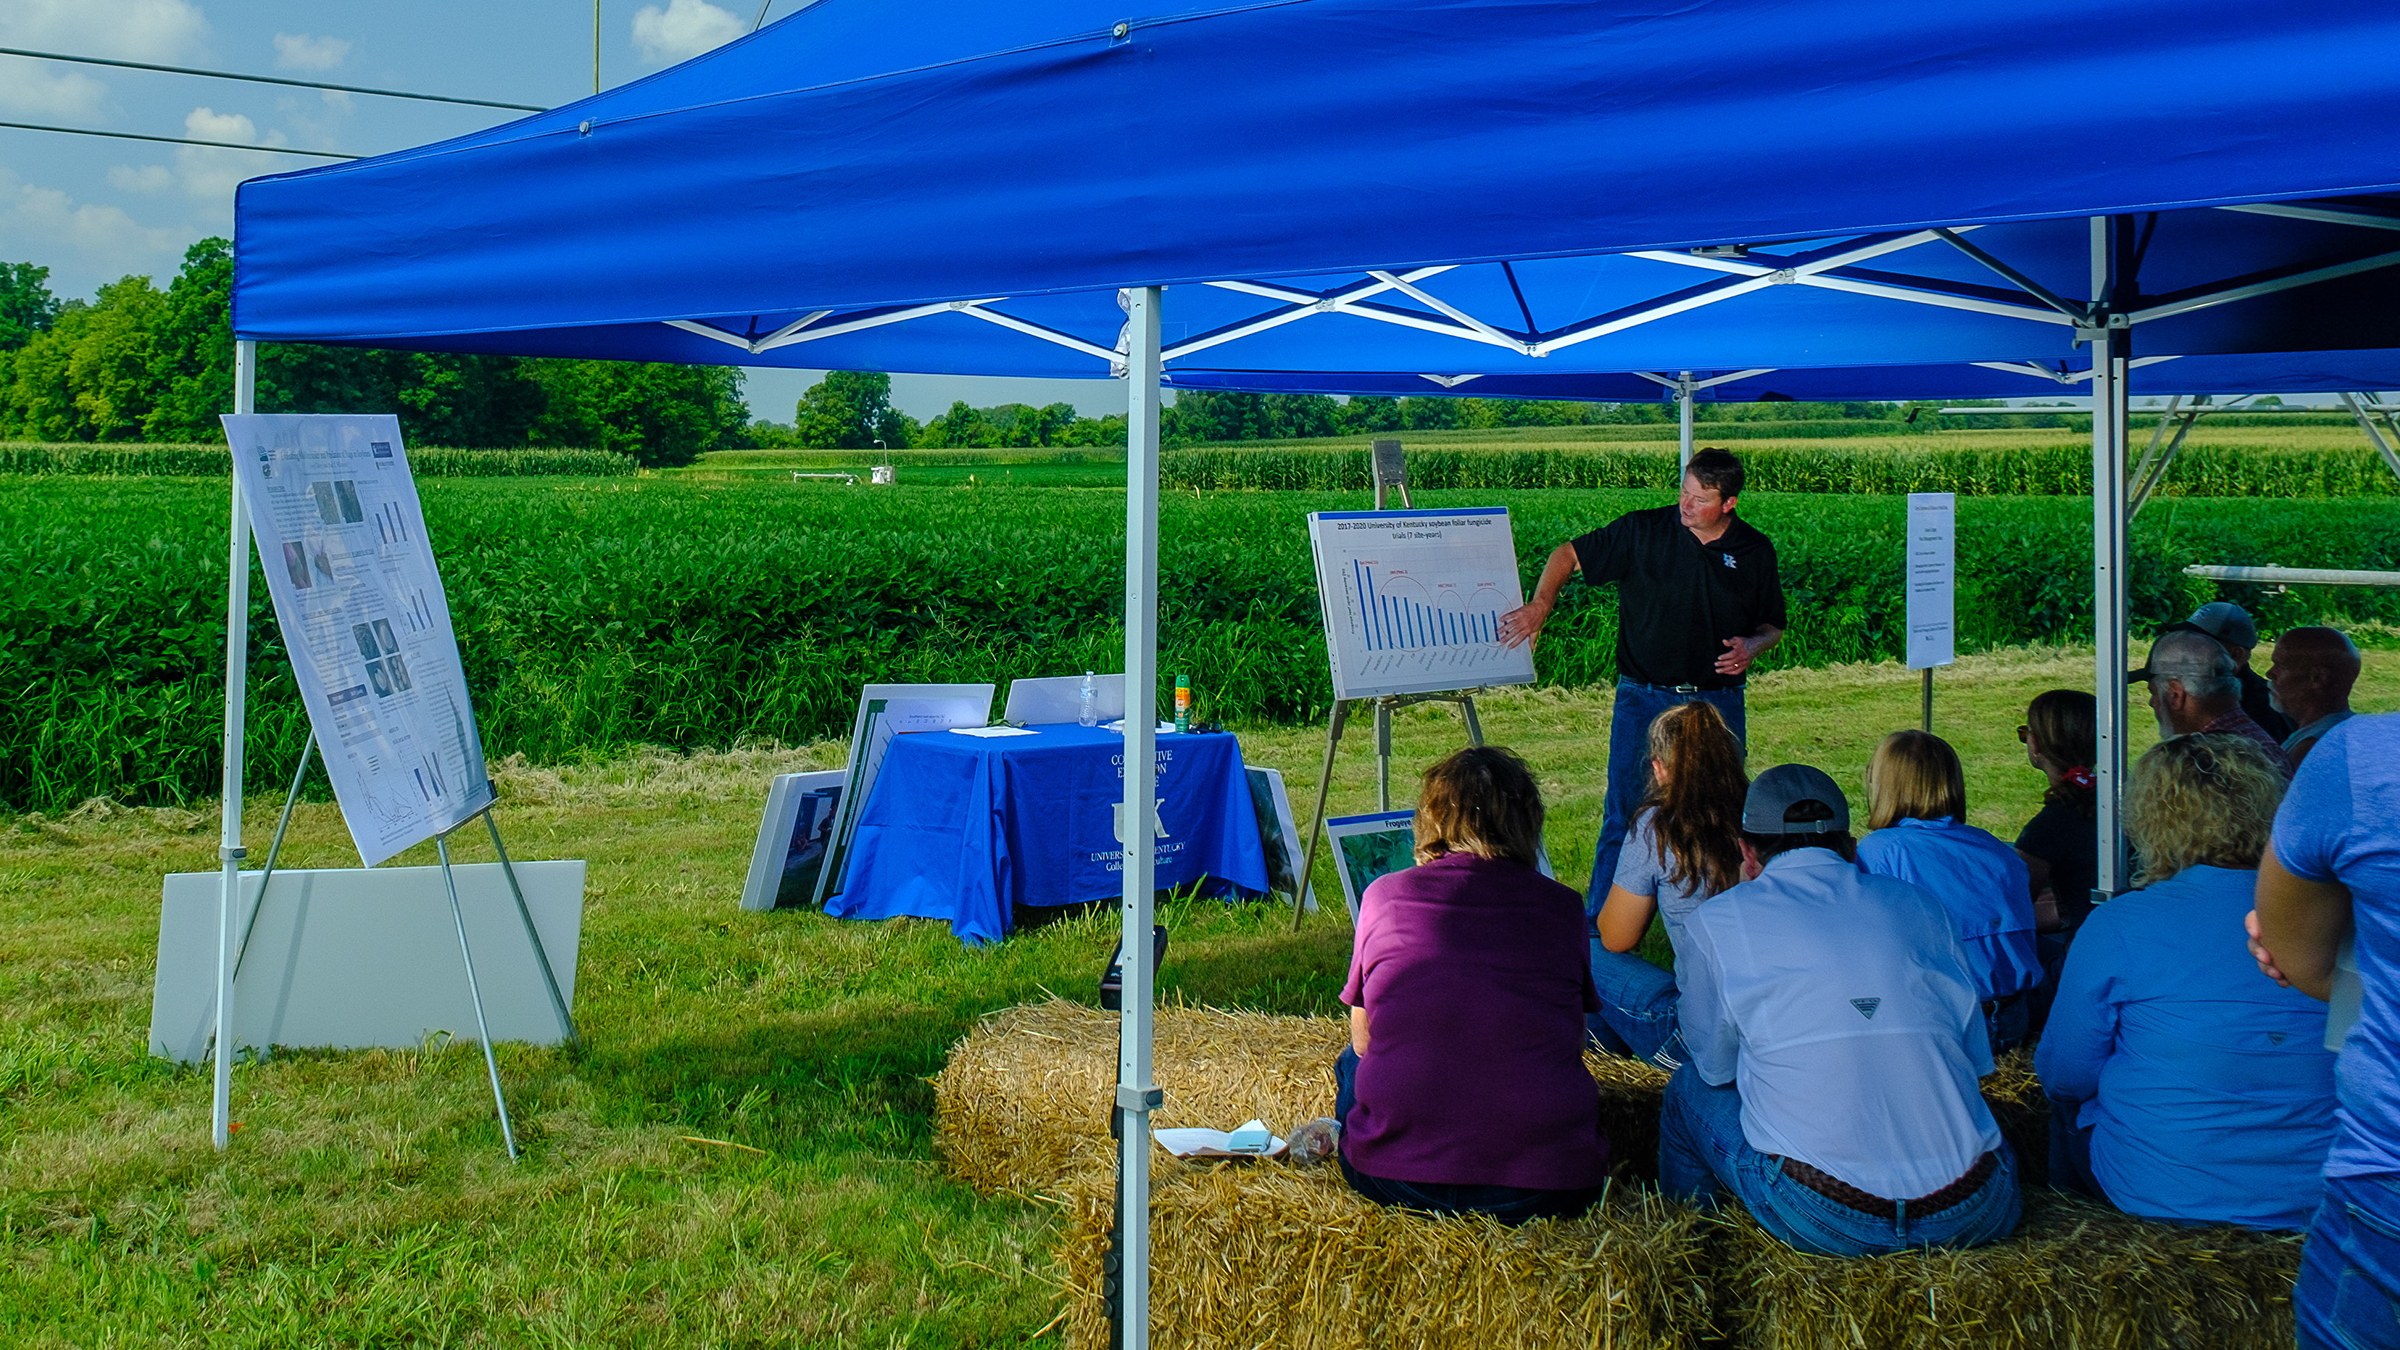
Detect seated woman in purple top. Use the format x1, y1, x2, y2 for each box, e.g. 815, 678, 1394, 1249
1335, 746, 1610, 1223
2038, 734, 2334, 1230
1855, 730, 2041, 1053
1588, 702, 1749, 1068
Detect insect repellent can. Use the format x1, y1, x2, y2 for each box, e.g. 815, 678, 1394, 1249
1174, 674, 1192, 732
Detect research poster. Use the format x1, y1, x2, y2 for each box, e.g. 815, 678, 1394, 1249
1906, 492, 1957, 670
222, 414, 493, 865
1307, 508, 1539, 701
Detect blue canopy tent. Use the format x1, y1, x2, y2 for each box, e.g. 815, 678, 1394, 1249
222, 2, 2400, 1338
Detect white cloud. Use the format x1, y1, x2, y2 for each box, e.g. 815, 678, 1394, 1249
0, 64, 109, 118
0, 167, 185, 270
272, 33, 351, 71
0, 0, 207, 63
631, 0, 742, 64
173, 107, 292, 203
107, 164, 176, 194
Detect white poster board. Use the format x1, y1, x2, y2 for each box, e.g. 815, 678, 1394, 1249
221, 414, 492, 865
1906, 492, 1957, 671
811, 683, 995, 907
1307, 508, 1538, 700
1326, 808, 1552, 920
739, 770, 845, 911
1244, 766, 1315, 912
149, 861, 582, 1063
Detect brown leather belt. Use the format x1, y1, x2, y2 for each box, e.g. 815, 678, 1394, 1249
1776, 1151, 1999, 1221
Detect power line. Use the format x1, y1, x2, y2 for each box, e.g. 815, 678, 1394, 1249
0, 47, 546, 112
0, 121, 359, 159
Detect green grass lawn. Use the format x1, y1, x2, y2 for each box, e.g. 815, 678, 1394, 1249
8, 646, 2398, 1345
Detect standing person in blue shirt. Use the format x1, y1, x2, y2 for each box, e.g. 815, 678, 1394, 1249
1856, 730, 2040, 1053
2247, 714, 2400, 1349
1587, 701, 1750, 1068
1661, 764, 2019, 1257
2037, 734, 2333, 1231
1497, 448, 1787, 925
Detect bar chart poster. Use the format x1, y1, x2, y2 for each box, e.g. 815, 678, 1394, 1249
223, 414, 493, 866
1307, 508, 1539, 701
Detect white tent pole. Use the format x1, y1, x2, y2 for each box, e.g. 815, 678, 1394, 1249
214, 337, 257, 1149
2086, 222, 2131, 898
1115, 285, 1163, 1350
1677, 371, 1695, 472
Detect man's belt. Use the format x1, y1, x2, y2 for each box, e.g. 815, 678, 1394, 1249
1776, 1151, 1999, 1221
1619, 678, 1725, 695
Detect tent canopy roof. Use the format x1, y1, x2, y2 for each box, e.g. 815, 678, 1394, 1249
234, 0, 2400, 385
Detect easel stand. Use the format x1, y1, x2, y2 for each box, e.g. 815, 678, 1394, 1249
1289, 690, 1486, 931
221, 736, 578, 1162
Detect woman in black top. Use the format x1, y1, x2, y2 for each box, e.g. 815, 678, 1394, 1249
2014, 689, 2100, 933
2015, 688, 2097, 1040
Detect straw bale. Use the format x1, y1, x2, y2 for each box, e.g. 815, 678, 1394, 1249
1978, 1048, 2051, 1187
1711, 1189, 2302, 1350
936, 1000, 1681, 1196
934, 999, 1350, 1196
1052, 1157, 1714, 1350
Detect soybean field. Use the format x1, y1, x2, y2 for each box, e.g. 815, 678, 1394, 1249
8, 468, 2399, 813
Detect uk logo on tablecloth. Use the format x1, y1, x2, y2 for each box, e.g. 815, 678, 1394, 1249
1113, 798, 1170, 843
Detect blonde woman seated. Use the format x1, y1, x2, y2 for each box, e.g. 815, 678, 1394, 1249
2035, 735, 2337, 1230
1856, 731, 2041, 1052
1588, 702, 1749, 1068
1334, 747, 1610, 1223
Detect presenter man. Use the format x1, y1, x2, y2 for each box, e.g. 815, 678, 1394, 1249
1498, 447, 1786, 915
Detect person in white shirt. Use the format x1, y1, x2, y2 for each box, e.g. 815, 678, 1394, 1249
1660, 763, 2022, 1256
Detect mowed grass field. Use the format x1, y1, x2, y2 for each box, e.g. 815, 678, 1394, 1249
9, 646, 2400, 1346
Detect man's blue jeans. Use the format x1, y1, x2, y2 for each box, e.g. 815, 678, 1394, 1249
1588, 942, 1686, 1069
1657, 1064, 2021, 1257
2298, 1172, 2400, 1349
1589, 679, 1747, 920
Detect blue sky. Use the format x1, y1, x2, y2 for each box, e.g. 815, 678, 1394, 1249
0, 0, 1127, 420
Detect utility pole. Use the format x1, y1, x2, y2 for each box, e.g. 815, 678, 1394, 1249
593, 0, 602, 94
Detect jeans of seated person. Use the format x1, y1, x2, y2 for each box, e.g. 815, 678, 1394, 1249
1586, 680, 1748, 922
1331, 1044, 1602, 1225
1587, 940, 1688, 1069
1657, 1063, 2022, 1257
2025, 930, 2071, 1044
1987, 994, 2030, 1057
2046, 1097, 2105, 1202
2298, 1173, 2400, 1350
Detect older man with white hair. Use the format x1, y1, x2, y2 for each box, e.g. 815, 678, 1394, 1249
2128, 629, 2294, 775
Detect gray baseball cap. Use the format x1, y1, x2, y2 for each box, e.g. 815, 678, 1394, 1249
2187, 601, 2258, 650
1741, 764, 1850, 835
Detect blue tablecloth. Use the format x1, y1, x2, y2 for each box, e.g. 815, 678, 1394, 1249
829, 724, 1269, 945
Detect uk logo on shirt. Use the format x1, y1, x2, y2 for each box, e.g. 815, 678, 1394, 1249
1721, 553, 1737, 569
1850, 997, 1881, 1020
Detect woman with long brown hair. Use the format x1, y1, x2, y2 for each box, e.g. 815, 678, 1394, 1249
1588, 701, 1749, 1068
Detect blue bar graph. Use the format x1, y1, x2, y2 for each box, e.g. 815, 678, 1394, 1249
1353, 560, 1500, 651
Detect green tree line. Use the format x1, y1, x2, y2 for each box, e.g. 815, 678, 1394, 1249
0, 241, 750, 466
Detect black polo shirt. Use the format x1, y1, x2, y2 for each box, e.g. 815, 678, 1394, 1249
1572, 505, 1787, 690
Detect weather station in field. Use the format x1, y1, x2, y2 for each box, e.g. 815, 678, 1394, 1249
1307, 508, 1539, 701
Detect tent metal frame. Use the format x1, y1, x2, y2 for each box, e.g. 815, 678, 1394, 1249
210, 197, 2400, 1349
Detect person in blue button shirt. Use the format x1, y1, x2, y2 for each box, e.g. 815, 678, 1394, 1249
2247, 713, 2400, 1348
1662, 763, 2019, 1257
2037, 733, 2334, 1232
1856, 730, 2040, 1053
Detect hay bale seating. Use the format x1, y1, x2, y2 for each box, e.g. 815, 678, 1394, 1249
1053, 1158, 1712, 1350
937, 1002, 2302, 1349
1714, 1191, 2302, 1350
932, 998, 1670, 1196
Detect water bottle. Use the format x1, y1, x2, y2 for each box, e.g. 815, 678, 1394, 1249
1078, 670, 1098, 727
